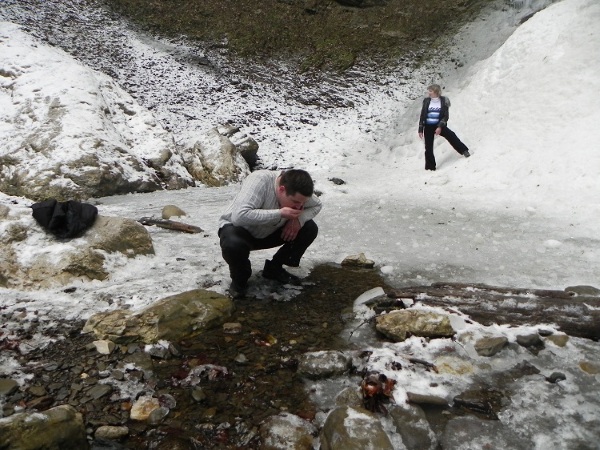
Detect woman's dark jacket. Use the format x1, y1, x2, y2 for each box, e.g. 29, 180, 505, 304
418, 96, 451, 133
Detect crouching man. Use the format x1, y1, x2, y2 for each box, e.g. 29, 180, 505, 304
218, 169, 322, 298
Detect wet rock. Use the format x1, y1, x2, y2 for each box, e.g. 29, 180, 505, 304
0, 404, 88, 450
406, 392, 448, 406
148, 406, 170, 425
474, 336, 508, 357
388, 404, 438, 450
297, 350, 352, 379
259, 412, 317, 450
545, 372, 566, 383
87, 384, 113, 400
452, 388, 504, 419
94, 425, 129, 440
223, 322, 242, 334
328, 177, 346, 185
320, 406, 394, 450
341, 252, 375, 268
510, 360, 541, 377
579, 360, 600, 375
516, 333, 545, 354
334, 386, 363, 408
375, 309, 455, 342
364, 294, 409, 313
119, 351, 155, 378
0, 379, 19, 396
234, 353, 248, 364
191, 387, 207, 402
83, 289, 233, 344
94, 340, 116, 355
130, 395, 161, 421
28, 385, 47, 397
126, 343, 142, 354
145, 341, 171, 359
158, 393, 177, 409
565, 285, 600, 296
111, 369, 125, 381
545, 333, 569, 347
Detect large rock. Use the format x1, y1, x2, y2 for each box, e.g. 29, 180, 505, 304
0, 195, 154, 289
375, 309, 455, 342
83, 289, 233, 344
341, 252, 375, 268
297, 350, 352, 379
180, 126, 250, 187
388, 404, 438, 450
0, 404, 89, 450
474, 336, 509, 357
218, 123, 260, 169
320, 406, 394, 450
86, 215, 155, 256
259, 412, 317, 450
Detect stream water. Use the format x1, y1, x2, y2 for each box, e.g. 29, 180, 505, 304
76, 264, 390, 449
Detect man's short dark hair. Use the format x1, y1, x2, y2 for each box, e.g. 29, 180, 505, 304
280, 169, 314, 197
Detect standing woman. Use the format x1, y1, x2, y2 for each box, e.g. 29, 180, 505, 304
418, 84, 470, 171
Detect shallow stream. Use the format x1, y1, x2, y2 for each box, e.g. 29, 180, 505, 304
110, 264, 388, 448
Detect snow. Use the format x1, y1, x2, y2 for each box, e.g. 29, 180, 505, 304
1, 0, 600, 444
0, 20, 185, 190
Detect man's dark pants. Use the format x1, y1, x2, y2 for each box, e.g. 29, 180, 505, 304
218, 220, 318, 287
424, 124, 469, 170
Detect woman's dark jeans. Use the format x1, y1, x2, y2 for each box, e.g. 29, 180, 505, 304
424, 124, 469, 170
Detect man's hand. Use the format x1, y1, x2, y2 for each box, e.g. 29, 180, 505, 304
280, 207, 303, 220
435, 127, 442, 135
281, 218, 301, 241
418, 132, 423, 139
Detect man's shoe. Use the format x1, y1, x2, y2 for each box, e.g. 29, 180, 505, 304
228, 281, 247, 299
463, 151, 471, 158
262, 260, 301, 284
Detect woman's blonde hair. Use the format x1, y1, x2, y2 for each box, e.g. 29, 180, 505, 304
427, 84, 442, 96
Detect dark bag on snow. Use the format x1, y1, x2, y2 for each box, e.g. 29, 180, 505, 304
31, 199, 98, 239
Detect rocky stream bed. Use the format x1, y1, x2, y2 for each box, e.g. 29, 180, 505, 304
2, 264, 600, 449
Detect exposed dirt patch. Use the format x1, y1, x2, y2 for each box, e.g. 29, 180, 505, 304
103, 0, 490, 70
